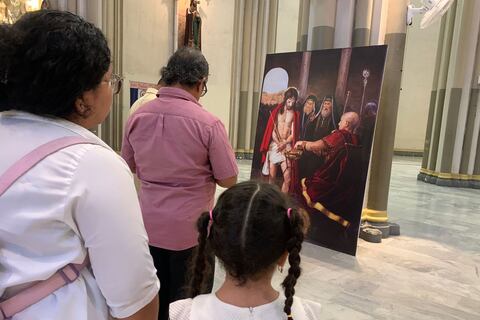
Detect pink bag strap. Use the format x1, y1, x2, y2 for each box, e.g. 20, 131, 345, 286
0, 136, 101, 197
0, 136, 102, 319
0, 257, 90, 320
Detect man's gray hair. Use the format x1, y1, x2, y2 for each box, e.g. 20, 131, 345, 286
342, 112, 360, 131
160, 47, 209, 87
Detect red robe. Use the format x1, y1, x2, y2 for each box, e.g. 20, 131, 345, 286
259, 103, 300, 193
301, 129, 362, 227
259, 103, 300, 163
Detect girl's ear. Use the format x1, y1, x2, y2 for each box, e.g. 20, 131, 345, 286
277, 251, 288, 268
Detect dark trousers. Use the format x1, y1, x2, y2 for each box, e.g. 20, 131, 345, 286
149, 245, 214, 320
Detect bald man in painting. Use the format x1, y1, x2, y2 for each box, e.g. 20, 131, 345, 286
295, 112, 363, 254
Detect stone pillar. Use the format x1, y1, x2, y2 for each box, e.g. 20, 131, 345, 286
361, 0, 408, 224
308, 0, 336, 50
467, 31, 480, 189
418, 0, 480, 189
353, 0, 373, 47
230, 1, 278, 157
100, 0, 123, 150
419, 9, 456, 179
333, 0, 355, 48
296, 0, 310, 51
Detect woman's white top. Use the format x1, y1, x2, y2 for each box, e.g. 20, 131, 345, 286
170, 293, 321, 320
0, 111, 159, 319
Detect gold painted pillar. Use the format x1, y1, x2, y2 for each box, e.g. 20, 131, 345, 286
362, 0, 408, 223
418, 0, 480, 189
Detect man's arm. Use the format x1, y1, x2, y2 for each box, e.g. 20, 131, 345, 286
121, 119, 136, 173
216, 175, 237, 188
294, 139, 327, 156
209, 121, 239, 189
272, 124, 281, 145
285, 120, 295, 144
306, 139, 326, 156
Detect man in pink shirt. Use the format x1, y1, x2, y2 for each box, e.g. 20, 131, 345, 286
121, 48, 238, 320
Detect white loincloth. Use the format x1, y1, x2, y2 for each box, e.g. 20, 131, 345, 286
261, 142, 291, 175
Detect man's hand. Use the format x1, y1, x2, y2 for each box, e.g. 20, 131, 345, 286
295, 141, 306, 150
277, 141, 287, 152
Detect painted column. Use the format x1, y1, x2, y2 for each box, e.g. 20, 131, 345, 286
362, 0, 408, 223
249, 0, 278, 149
352, 0, 373, 47
369, 0, 388, 45
308, 0, 336, 50
296, 0, 310, 51
467, 31, 480, 188
237, 0, 257, 154
419, 0, 480, 188
231, 1, 278, 156
333, 0, 355, 48
228, 0, 245, 149
418, 9, 456, 182
298, 52, 312, 100
335, 48, 352, 107
435, 0, 479, 186
98, 0, 123, 150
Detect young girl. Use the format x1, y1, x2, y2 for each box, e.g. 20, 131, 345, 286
170, 181, 321, 319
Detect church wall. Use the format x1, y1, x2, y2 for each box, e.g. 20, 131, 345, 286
121, 0, 235, 132
196, 0, 236, 132
121, 0, 174, 124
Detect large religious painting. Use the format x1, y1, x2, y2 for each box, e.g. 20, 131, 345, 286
251, 46, 387, 255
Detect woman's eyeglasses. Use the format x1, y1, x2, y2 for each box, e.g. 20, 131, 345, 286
107, 74, 123, 95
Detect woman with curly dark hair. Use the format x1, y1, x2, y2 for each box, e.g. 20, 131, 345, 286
169, 181, 321, 320
0, 10, 159, 320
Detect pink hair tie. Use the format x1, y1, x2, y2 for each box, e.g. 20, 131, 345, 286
287, 208, 292, 219
209, 209, 214, 222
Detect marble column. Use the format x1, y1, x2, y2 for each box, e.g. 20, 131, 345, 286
362, 0, 408, 223
296, 0, 310, 51
98, 0, 123, 150
418, 0, 480, 189
419, 8, 456, 181
352, 0, 373, 47
230, 0, 278, 157
309, 0, 336, 50
333, 0, 355, 48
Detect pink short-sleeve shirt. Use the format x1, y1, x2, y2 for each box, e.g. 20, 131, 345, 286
122, 87, 238, 250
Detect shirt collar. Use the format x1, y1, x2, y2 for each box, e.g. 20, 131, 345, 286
157, 87, 202, 107
145, 87, 158, 95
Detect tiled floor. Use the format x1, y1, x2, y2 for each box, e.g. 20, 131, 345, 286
213, 157, 480, 319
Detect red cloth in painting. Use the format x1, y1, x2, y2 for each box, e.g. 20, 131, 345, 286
259, 104, 299, 163
304, 129, 361, 222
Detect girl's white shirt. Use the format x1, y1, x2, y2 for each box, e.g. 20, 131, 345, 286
170, 293, 321, 320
